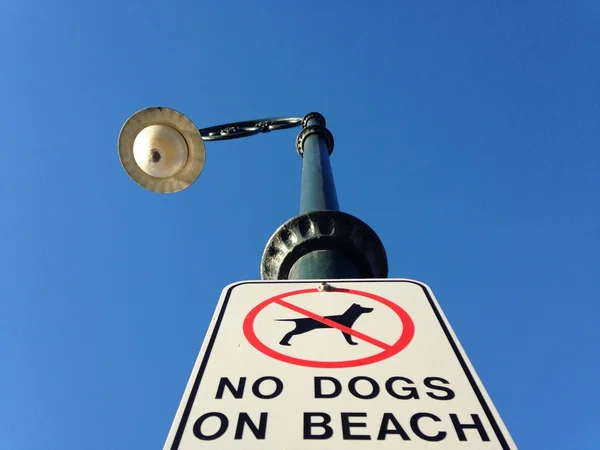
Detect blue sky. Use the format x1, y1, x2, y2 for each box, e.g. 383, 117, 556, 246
1, 1, 599, 448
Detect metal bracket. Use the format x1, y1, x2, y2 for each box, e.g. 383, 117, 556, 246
199, 116, 303, 141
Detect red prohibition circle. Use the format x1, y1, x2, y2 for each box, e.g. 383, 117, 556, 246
243, 288, 415, 368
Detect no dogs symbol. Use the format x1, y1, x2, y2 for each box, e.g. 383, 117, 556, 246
243, 288, 415, 368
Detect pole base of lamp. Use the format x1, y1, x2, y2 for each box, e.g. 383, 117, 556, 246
260, 210, 388, 280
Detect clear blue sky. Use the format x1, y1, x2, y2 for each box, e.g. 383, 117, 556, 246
1, 1, 599, 449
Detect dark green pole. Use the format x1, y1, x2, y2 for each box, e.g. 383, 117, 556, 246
298, 114, 339, 213
260, 113, 388, 281
288, 114, 359, 279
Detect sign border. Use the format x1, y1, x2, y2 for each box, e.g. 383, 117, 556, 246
168, 280, 512, 450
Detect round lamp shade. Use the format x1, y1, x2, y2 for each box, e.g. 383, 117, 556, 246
118, 107, 206, 193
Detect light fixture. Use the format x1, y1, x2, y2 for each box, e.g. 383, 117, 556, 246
118, 107, 205, 193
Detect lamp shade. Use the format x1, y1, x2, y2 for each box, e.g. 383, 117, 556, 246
118, 107, 205, 193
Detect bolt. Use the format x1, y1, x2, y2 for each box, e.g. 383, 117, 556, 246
150, 150, 161, 163
318, 282, 334, 292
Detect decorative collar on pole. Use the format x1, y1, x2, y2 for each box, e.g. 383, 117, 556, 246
296, 113, 334, 157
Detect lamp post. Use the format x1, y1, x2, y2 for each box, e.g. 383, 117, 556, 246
118, 107, 388, 280
118, 108, 518, 450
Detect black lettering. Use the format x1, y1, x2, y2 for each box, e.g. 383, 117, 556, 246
341, 413, 371, 440
314, 377, 341, 399
377, 413, 411, 440
410, 413, 446, 442
349, 376, 380, 399
450, 414, 490, 441
424, 377, 455, 400
386, 377, 419, 399
193, 412, 228, 440
234, 412, 267, 439
304, 413, 333, 439
252, 376, 283, 399
216, 377, 246, 399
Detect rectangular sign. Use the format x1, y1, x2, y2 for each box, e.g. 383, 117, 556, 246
163, 279, 516, 449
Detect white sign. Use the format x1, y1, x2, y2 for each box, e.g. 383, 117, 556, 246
163, 279, 516, 449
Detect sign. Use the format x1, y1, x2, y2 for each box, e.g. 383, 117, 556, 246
243, 287, 415, 368
163, 279, 516, 449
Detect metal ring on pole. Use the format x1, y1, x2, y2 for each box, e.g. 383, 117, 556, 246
302, 112, 326, 128
296, 125, 334, 157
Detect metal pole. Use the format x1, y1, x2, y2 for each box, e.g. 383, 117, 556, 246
288, 114, 360, 280
260, 113, 388, 281
298, 115, 339, 213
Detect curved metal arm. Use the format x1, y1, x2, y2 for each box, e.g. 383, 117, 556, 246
199, 116, 303, 141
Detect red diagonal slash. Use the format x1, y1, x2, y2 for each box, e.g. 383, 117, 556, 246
274, 298, 392, 350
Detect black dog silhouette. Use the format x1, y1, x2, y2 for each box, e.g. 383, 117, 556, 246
277, 303, 374, 346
